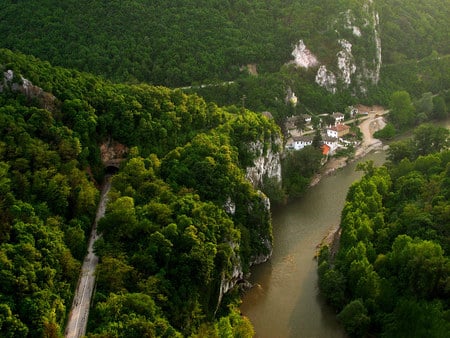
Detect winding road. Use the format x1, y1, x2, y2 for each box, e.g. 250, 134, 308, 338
65, 178, 111, 338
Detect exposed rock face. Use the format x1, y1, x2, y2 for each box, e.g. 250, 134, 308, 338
244, 134, 280, 266
1, 69, 57, 111
315, 65, 337, 94
337, 39, 356, 86
290, 0, 381, 95
219, 130, 282, 304
248, 190, 273, 266
223, 197, 236, 215
216, 241, 244, 313
100, 139, 128, 168
245, 135, 282, 190
290, 40, 319, 68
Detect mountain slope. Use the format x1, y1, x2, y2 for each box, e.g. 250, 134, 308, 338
0, 49, 282, 336
1, 0, 448, 90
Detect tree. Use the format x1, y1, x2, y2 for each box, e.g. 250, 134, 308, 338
387, 140, 414, 164
383, 299, 450, 338
336, 299, 370, 337
431, 95, 448, 120
389, 91, 415, 128
413, 124, 449, 156
0, 304, 29, 338
414, 92, 433, 116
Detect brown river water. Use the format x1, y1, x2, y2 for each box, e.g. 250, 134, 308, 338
241, 151, 387, 338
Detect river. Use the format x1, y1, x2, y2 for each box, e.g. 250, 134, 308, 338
240, 150, 386, 338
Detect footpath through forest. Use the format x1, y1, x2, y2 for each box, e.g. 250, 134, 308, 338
64, 178, 111, 338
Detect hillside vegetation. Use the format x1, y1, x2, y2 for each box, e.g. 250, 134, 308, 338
0, 49, 283, 336
318, 124, 450, 337
1, 0, 449, 89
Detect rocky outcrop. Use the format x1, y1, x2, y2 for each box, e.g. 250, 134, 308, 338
290, 0, 382, 95
216, 241, 244, 314
315, 65, 337, 94
245, 136, 282, 190
244, 130, 281, 266
290, 40, 319, 69
1, 69, 57, 111
249, 190, 273, 266
219, 131, 282, 304
100, 139, 128, 168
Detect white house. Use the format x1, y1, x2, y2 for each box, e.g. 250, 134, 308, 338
327, 124, 350, 138
322, 135, 339, 154
287, 134, 314, 150
332, 112, 345, 123
301, 114, 312, 124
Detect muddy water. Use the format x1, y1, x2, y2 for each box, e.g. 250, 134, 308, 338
241, 151, 386, 338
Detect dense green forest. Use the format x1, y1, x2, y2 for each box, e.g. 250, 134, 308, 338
1, 0, 449, 114
0, 49, 286, 336
1, 0, 449, 336
318, 124, 450, 337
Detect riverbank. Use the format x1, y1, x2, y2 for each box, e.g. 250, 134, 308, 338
240, 150, 389, 337
313, 113, 386, 256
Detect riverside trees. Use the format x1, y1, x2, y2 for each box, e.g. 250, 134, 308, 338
318, 124, 450, 337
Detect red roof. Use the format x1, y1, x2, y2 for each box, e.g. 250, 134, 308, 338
321, 144, 330, 155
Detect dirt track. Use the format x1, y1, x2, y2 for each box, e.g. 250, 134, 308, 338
355, 112, 386, 157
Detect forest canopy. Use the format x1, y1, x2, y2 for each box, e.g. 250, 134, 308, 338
1, 0, 449, 115
0, 49, 281, 336
318, 124, 450, 337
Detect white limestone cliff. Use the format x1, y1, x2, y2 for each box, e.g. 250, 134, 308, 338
290, 40, 319, 69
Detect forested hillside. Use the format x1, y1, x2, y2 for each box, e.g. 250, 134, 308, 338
0, 49, 283, 336
1, 0, 449, 112
1, 0, 449, 336
318, 124, 450, 337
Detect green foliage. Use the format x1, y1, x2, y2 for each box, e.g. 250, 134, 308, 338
373, 123, 396, 140
0, 49, 284, 336
319, 146, 450, 336
282, 146, 322, 198
387, 124, 449, 164
378, 0, 450, 64
336, 299, 370, 337
388, 91, 416, 128
1, 0, 448, 116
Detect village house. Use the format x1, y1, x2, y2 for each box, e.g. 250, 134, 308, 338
327, 123, 350, 138
322, 135, 339, 154
286, 134, 314, 150
332, 112, 344, 123
285, 115, 298, 131
301, 114, 312, 124
321, 144, 331, 164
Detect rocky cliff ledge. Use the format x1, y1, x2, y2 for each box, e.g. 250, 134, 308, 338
1, 69, 57, 111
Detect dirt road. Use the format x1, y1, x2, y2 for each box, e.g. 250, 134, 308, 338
65, 178, 111, 338
355, 112, 386, 157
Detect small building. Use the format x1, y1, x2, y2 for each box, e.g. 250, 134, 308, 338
288, 134, 314, 150
327, 124, 350, 138
301, 114, 312, 124
332, 112, 344, 123
322, 135, 339, 154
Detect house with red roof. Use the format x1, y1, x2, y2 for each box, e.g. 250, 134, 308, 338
326, 123, 350, 138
